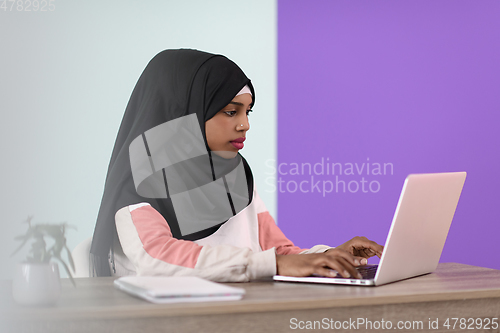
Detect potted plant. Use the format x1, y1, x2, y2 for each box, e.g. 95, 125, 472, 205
11, 216, 75, 306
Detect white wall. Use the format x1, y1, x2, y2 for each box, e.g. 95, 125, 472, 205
0, 0, 277, 278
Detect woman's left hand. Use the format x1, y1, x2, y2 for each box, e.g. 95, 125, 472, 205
334, 236, 384, 259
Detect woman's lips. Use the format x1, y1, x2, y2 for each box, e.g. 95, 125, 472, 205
230, 137, 245, 150
231, 142, 244, 149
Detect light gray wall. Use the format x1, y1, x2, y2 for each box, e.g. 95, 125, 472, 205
0, 0, 277, 278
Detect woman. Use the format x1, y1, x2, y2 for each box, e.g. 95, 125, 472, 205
90, 49, 383, 281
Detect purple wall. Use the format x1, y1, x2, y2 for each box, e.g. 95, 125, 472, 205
278, 0, 500, 269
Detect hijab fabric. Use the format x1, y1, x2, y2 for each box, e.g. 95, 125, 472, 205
90, 49, 255, 276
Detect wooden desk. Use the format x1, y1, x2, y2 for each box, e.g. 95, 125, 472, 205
1, 263, 500, 333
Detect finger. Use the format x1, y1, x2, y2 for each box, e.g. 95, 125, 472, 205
343, 237, 384, 258
349, 255, 369, 266
355, 241, 384, 258
368, 245, 384, 259
320, 257, 352, 278
378, 245, 384, 257
351, 236, 382, 248
333, 250, 368, 267
315, 267, 338, 278
354, 248, 371, 258
336, 257, 363, 279
324, 256, 362, 279
365, 241, 384, 256
325, 248, 355, 263
362, 248, 376, 258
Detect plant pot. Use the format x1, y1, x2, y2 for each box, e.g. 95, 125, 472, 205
12, 262, 61, 306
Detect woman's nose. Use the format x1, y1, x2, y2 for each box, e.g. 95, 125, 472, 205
236, 116, 250, 131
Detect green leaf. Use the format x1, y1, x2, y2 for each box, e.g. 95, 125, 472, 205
54, 256, 76, 287
39, 225, 63, 237
11, 237, 30, 257
64, 244, 75, 271
13, 218, 75, 266
24, 215, 34, 226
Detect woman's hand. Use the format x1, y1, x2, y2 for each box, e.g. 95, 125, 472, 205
276, 248, 368, 279
335, 236, 384, 259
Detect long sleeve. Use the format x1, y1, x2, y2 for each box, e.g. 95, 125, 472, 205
253, 191, 332, 255
115, 203, 276, 282
257, 211, 332, 255
257, 211, 304, 255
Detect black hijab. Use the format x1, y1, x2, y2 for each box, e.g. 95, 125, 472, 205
90, 49, 255, 276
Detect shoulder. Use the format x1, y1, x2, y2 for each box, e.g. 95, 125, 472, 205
115, 203, 169, 237
115, 202, 163, 220
252, 186, 269, 215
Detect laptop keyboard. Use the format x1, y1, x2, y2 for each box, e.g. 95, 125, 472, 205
356, 265, 378, 279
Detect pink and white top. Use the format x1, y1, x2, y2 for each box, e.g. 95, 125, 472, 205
114, 188, 331, 282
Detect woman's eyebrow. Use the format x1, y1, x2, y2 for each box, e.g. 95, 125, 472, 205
229, 101, 244, 106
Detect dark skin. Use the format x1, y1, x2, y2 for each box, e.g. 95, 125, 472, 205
207, 98, 384, 279
276, 236, 384, 279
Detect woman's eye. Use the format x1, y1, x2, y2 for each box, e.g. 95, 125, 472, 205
224, 111, 237, 117
246, 109, 253, 116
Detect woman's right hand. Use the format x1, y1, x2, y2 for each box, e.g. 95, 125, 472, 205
276, 249, 368, 279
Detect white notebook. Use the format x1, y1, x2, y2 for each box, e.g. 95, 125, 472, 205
114, 276, 245, 304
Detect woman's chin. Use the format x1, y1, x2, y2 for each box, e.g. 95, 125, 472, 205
212, 150, 238, 159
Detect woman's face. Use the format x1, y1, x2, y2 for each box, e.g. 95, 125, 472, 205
205, 93, 252, 159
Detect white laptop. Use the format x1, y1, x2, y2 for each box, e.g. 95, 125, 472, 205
273, 172, 467, 286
